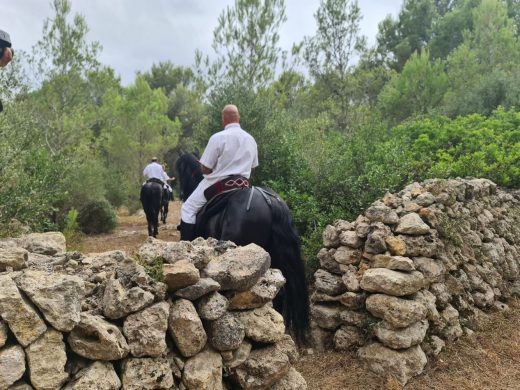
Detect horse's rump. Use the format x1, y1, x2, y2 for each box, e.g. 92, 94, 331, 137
140, 181, 163, 237
196, 187, 272, 248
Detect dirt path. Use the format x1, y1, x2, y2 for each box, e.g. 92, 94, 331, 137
81, 202, 520, 389
82, 201, 182, 254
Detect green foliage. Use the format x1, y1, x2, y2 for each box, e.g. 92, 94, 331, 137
77, 199, 117, 234
376, 0, 439, 71
390, 108, 520, 187
63, 208, 83, 251
139, 256, 164, 283
379, 50, 448, 123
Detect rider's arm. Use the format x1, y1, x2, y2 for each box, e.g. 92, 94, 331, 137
199, 134, 220, 174
201, 164, 213, 175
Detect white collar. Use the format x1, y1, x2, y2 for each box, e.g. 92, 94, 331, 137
224, 123, 240, 130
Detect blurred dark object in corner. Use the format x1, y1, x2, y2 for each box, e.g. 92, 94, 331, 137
0, 29, 13, 113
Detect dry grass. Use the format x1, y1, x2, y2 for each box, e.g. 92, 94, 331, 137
297, 298, 520, 389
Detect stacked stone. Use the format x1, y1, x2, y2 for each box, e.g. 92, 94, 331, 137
310, 178, 520, 385
0, 232, 307, 389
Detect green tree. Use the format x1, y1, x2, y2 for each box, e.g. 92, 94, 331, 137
196, 0, 287, 91
443, 0, 520, 116
377, 0, 438, 71
100, 77, 181, 207
301, 0, 366, 131
378, 50, 448, 123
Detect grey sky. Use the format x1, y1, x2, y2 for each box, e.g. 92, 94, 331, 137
4, 1, 402, 85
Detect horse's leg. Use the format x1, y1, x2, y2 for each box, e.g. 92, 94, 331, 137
163, 202, 169, 224
153, 206, 160, 237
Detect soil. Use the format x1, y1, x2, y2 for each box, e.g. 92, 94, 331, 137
81, 201, 520, 390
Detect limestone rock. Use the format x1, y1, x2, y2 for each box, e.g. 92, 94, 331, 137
374, 320, 429, 349
197, 292, 229, 321
182, 348, 223, 390
314, 269, 347, 295
0, 320, 7, 348
103, 279, 154, 319
15, 269, 85, 332
18, 232, 66, 255
233, 305, 285, 343
339, 310, 371, 327
317, 248, 341, 274
202, 244, 270, 291
360, 269, 425, 296
333, 247, 362, 265
333, 325, 364, 351
26, 329, 68, 390
421, 335, 445, 357
365, 204, 399, 225
365, 224, 391, 254
227, 269, 285, 309
339, 231, 363, 249
322, 225, 340, 248
336, 292, 365, 310
271, 368, 308, 390
123, 302, 169, 358
0, 275, 47, 347
68, 313, 129, 360
385, 236, 407, 256
309, 321, 334, 351
163, 260, 200, 291
174, 278, 220, 300
358, 343, 427, 386
341, 269, 360, 292
232, 344, 291, 390
62, 361, 121, 390
366, 294, 427, 328
399, 233, 439, 257
7, 381, 33, 390
371, 255, 415, 272
310, 304, 342, 330
0, 246, 27, 271
222, 340, 252, 369
168, 299, 207, 357
0, 345, 25, 389
395, 213, 430, 235
413, 257, 445, 283
208, 313, 245, 351
121, 357, 174, 390
274, 335, 300, 364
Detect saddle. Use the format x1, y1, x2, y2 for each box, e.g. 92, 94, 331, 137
203, 175, 250, 201
195, 178, 280, 232
146, 178, 164, 186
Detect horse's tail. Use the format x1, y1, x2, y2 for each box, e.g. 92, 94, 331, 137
268, 197, 310, 344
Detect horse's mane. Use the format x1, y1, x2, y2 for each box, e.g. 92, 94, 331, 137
175, 153, 203, 202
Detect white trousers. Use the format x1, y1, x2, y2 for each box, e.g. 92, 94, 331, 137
180, 179, 213, 224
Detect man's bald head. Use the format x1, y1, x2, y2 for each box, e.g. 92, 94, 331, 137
222, 104, 240, 127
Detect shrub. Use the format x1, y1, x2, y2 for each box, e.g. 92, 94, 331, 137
62, 208, 83, 251
77, 199, 117, 234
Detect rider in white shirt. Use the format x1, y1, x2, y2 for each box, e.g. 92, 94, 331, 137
143, 158, 166, 183
179, 104, 258, 240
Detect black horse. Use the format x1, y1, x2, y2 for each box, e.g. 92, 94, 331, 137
140, 181, 163, 237
176, 153, 310, 342
160, 188, 170, 224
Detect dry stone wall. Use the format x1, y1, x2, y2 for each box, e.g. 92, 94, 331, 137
311, 178, 520, 385
0, 232, 306, 389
